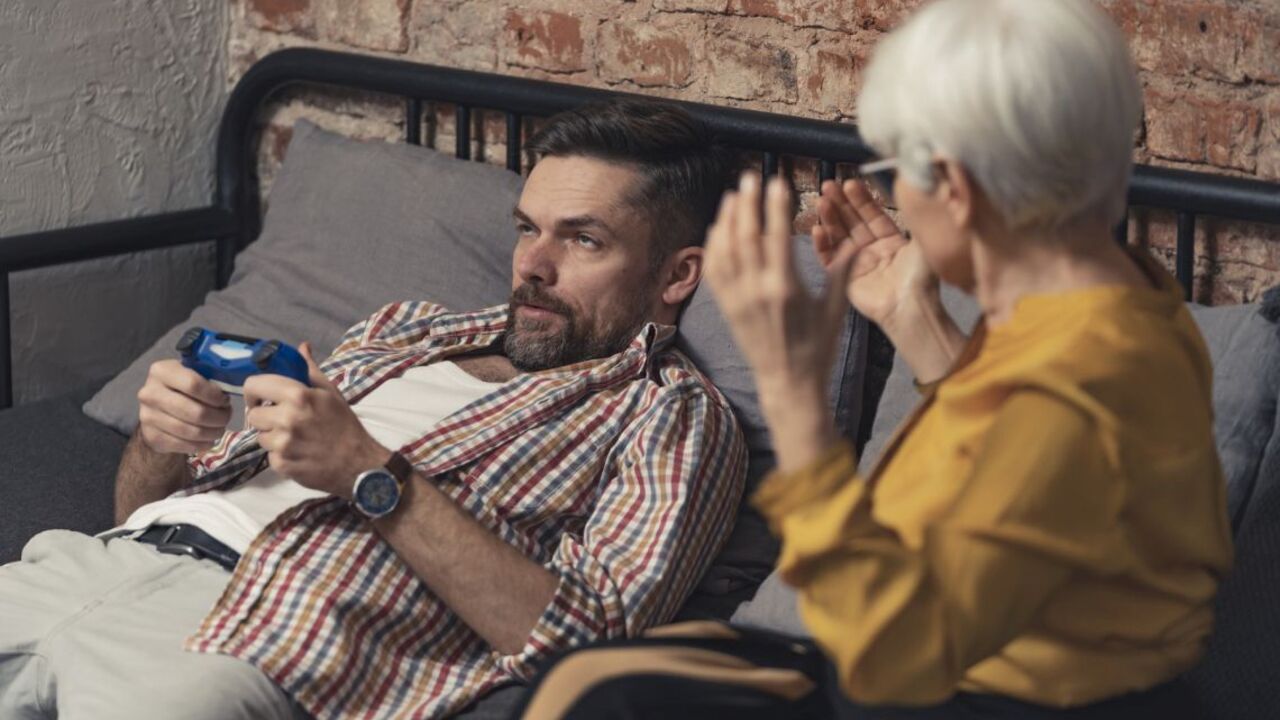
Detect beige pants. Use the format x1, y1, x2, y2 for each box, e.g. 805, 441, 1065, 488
0, 530, 297, 720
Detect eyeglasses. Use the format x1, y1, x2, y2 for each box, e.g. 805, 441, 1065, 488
857, 157, 900, 203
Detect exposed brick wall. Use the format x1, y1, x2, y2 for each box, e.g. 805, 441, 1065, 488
231, 0, 1280, 304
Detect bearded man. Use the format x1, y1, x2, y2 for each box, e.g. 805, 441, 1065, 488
0, 99, 747, 720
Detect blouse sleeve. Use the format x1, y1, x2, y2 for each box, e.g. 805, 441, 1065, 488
754, 390, 1124, 705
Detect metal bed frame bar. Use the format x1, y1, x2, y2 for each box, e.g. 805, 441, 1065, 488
0, 47, 1278, 409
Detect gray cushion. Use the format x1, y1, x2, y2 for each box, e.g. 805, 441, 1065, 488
678, 236, 866, 611
84, 120, 521, 433
856, 285, 982, 473
1184, 293, 1280, 720
0, 381, 127, 562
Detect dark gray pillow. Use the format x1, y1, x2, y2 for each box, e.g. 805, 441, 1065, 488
1185, 296, 1280, 719
84, 120, 520, 432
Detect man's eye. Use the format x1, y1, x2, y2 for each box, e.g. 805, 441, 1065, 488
576, 235, 601, 249
516, 223, 536, 236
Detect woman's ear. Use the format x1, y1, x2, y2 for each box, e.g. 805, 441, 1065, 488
661, 246, 704, 308
938, 160, 977, 232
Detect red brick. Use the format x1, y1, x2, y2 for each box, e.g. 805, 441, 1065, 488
598, 14, 703, 88
1249, 8, 1280, 84
653, 0, 729, 12
267, 123, 294, 165
1145, 85, 1262, 173
804, 33, 866, 116
1104, 0, 1269, 84
319, 0, 410, 53
503, 10, 587, 74
408, 1, 500, 70
705, 19, 801, 103
245, 0, 315, 37
655, 0, 917, 32
1259, 92, 1280, 181
727, 0, 832, 29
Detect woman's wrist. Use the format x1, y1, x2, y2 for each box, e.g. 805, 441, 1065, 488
759, 380, 841, 473
879, 290, 966, 385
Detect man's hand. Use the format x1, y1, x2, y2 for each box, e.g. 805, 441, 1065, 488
137, 360, 233, 455
244, 343, 389, 498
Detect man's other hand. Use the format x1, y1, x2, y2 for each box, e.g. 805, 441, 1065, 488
244, 343, 389, 499
137, 360, 233, 456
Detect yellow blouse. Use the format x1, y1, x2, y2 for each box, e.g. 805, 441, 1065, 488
755, 259, 1233, 708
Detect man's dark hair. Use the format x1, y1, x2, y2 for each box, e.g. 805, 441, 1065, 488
526, 98, 737, 271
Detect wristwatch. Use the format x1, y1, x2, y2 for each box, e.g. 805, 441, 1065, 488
351, 451, 414, 519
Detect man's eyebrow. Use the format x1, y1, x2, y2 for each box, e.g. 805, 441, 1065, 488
556, 215, 615, 236
512, 207, 616, 237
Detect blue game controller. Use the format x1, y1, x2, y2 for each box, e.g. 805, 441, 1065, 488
176, 328, 311, 395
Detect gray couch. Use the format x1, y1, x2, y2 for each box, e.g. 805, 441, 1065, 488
3, 122, 1277, 719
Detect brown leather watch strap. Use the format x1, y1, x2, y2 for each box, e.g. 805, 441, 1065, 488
385, 451, 414, 486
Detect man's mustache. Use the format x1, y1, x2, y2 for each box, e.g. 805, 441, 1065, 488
509, 284, 574, 317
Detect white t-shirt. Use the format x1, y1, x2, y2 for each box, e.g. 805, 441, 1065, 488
116, 361, 505, 553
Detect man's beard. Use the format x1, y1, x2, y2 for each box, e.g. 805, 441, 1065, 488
503, 283, 652, 371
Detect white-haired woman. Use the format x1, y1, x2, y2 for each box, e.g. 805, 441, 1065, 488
512, 1, 1231, 717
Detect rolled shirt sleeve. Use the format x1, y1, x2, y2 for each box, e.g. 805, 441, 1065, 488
494, 385, 747, 680
755, 390, 1125, 705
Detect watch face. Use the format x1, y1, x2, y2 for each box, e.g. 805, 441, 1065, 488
354, 470, 401, 518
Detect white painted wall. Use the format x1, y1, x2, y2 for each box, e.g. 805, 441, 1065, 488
0, 0, 228, 405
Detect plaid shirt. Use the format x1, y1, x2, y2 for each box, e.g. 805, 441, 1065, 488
180, 302, 747, 719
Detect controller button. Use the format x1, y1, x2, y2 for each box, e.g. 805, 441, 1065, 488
176, 328, 203, 355
253, 340, 281, 369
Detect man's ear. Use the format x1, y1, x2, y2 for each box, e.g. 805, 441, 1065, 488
661, 246, 704, 307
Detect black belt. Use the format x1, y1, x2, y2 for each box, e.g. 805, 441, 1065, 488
133, 524, 241, 571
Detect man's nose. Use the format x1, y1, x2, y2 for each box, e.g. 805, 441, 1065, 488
516, 235, 559, 286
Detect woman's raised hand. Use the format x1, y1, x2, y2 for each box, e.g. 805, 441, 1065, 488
814, 179, 938, 333
705, 173, 854, 471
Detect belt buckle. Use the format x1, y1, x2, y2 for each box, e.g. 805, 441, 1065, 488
155, 525, 203, 562
155, 541, 205, 562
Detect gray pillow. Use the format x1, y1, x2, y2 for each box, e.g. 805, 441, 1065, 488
679, 237, 866, 606
1184, 295, 1280, 719
857, 285, 981, 472
84, 120, 520, 432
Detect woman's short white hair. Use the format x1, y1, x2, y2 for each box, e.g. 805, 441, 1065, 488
857, 0, 1142, 233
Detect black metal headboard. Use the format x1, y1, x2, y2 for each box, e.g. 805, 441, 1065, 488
1, 47, 1278, 410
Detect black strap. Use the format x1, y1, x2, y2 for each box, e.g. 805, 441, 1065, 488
133, 524, 240, 571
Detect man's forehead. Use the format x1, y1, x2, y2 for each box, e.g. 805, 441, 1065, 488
520, 156, 645, 219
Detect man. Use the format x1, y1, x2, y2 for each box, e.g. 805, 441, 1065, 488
0, 99, 747, 719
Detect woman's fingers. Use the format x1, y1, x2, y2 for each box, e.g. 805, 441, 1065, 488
817, 181, 852, 240
826, 179, 877, 248
843, 179, 903, 241
813, 223, 835, 266
822, 240, 859, 330
763, 176, 796, 277
733, 172, 765, 270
